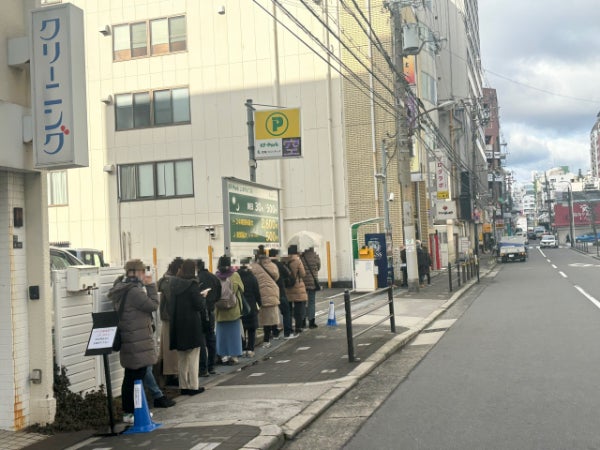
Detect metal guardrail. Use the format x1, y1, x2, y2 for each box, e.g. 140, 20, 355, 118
343, 286, 396, 362
448, 256, 479, 292
573, 241, 599, 256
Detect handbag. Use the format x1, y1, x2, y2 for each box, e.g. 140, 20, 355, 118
112, 289, 129, 351
241, 294, 252, 316
302, 256, 321, 291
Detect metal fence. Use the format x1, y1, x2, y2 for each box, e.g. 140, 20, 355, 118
343, 286, 396, 362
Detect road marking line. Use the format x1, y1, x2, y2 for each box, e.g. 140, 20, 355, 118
575, 285, 600, 310
276, 360, 291, 364
547, 259, 551, 263
249, 373, 265, 377
559, 271, 567, 278
552, 264, 557, 269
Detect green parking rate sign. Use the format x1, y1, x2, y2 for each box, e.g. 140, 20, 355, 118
229, 192, 279, 243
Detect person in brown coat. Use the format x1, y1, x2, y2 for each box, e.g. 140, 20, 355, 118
108, 259, 159, 421
251, 246, 280, 348
284, 245, 307, 333
300, 247, 321, 329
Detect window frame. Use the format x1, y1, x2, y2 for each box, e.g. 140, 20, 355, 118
47, 170, 68, 206
113, 14, 187, 62
117, 159, 194, 202
114, 87, 191, 131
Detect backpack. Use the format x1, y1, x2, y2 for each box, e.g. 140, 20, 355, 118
215, 277, 237, 310
281, 261, 296, 288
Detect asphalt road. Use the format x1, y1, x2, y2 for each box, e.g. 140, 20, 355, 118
344, 246, 600, 450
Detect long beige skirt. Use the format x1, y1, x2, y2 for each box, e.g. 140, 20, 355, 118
160, 320, 179, 375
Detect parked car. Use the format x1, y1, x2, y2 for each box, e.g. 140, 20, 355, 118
527, 230, 537, 240
540, 234, 558, 248
50, 247, 85, 270
575, 232, 600, 243
65, 248, 108, 267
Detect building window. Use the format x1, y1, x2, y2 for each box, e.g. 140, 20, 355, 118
47, 171, 68, 206
118, 159, 194, 201
420, 72, 437, 104
113, 15, 186, 61
115, 87, 190, 131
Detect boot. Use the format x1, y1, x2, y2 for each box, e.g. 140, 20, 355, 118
309, 319, 318, 329
302, 318, 307, 329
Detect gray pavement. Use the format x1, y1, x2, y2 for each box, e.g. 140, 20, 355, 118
4, 255, 494, 450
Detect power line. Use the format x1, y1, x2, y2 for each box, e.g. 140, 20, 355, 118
270, 0, 398, 114
252, 0, 397, 116
483, 67, 600, 105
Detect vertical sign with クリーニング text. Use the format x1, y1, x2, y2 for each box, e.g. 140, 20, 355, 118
31, 3, 88, 169
222, 178, 281, 258
254, 108, 302, 160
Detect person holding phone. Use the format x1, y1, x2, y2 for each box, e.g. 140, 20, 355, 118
108, 259, 159, 423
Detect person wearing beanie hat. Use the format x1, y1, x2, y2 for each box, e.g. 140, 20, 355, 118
108, 259, 159, 422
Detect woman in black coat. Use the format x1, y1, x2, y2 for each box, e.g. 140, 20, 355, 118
237, 259, 262, 357
169, 259, 207, 395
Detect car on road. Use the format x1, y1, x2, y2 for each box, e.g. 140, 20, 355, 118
533, 226, 546, 239
540, 234, 558, 248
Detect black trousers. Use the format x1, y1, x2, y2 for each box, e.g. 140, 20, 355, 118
122, 367, 147, 414
200, 330, 216, 372
292, 302, 306, 332
243, 327, 257, 351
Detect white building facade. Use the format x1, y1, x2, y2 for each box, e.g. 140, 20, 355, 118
0, 0, 56, 430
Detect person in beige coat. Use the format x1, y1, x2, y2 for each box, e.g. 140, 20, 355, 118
284, 245, 307, 333
251, 247, 280, 348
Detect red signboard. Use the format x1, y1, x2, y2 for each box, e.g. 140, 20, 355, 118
554, 202, 600, 227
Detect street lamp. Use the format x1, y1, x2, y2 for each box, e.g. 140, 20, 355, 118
556, 181, 575, 248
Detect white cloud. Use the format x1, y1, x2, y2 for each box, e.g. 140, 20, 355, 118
479, 0, 600, 184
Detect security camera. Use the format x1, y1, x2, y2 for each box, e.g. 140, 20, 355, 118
389, 192, 395, 202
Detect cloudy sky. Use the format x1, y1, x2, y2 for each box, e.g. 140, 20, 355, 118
478, 0, 600, 184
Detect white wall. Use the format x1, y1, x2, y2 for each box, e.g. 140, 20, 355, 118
49, 0, 350, 280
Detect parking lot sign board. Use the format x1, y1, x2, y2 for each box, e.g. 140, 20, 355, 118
254, 108, 302, 160
222, 178, 281, 258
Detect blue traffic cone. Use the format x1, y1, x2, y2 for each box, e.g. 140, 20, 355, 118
326, 300, 337, 326
123, 379, 161, 434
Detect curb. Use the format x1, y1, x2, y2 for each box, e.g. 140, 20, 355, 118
280, 261, 495, 440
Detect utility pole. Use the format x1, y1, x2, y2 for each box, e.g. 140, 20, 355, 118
390, 0, 419, 291
377, 140, 394, 286
245, 99, 257, 182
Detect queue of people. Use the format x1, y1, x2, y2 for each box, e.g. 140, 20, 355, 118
109, 245, 321, 419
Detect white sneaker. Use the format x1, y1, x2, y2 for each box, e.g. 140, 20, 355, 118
123, 412, 152, 424
246, 350, 255, 357
284, 333, 299, 340
262, 342, 271, 349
